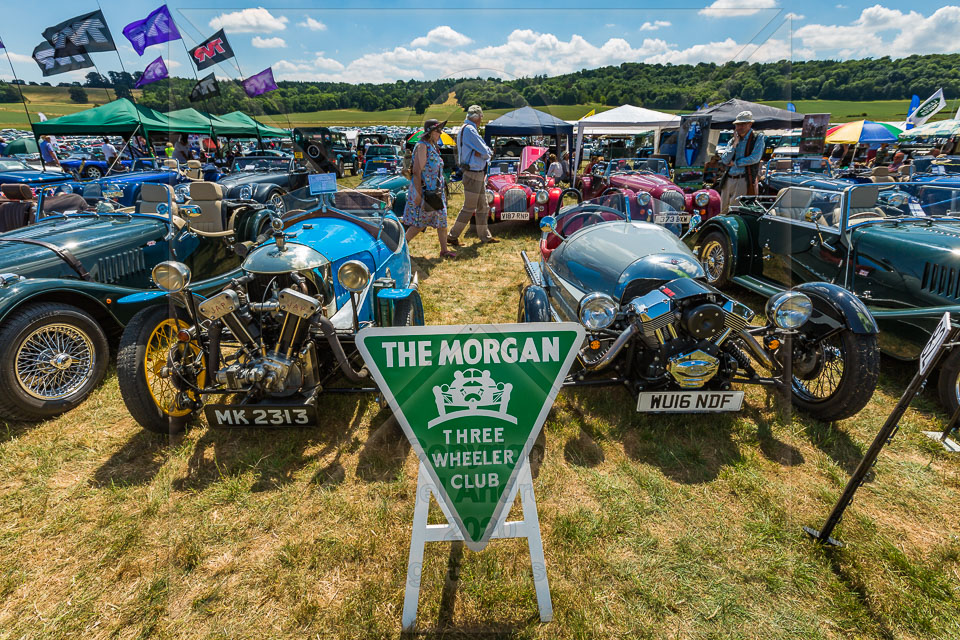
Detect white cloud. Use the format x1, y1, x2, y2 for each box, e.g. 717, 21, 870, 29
298, 17, 327, 31
6, 52, 34, 65
644, 37, 810, 64
410, 26, 472, 48
795, 5, 960, 58
252, 36, 287, 49
785, 12, 804, 20
639, 20, 671, 31
700, 0, 778, 18
274, 53, 345, 76
209, 7, 288, 33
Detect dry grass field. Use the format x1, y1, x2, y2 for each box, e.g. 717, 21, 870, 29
1, 179, 960, 638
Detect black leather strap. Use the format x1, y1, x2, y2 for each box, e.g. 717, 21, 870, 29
0, 237, 92, 281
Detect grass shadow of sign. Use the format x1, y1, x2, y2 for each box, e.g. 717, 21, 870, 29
356, 412, 412, 482
172, 394, 372, 493
91, 429, 170, 488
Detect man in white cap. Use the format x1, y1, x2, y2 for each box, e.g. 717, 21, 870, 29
449, 104, 497, 246
720, 110, 765, 212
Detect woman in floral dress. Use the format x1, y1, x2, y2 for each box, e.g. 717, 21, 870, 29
403, 119, 456, 258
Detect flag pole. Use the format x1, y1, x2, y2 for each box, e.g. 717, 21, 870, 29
0, 33, 44, 169
172, 25, 219, 153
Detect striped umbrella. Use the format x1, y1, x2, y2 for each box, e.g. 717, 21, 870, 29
825, 120, 902, 144
407, 130, 456, 146
898, 118, 960, 139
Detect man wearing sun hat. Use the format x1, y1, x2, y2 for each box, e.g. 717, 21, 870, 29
448, 104, 497, 246
720, 110, 765, 212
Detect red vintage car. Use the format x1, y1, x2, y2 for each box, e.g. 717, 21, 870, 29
576, 157, 720, 232
484, 156, 577, 223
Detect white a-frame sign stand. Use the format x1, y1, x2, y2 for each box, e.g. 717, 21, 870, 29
355, 323, 584, 631
402, 459, 552, 630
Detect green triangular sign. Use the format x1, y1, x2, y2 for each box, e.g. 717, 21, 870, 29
357, 322, 584, 551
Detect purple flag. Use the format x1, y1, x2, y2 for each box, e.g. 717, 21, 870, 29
134, 56, 168, 88
123, 4, 181, 56
242, 67, 278, 98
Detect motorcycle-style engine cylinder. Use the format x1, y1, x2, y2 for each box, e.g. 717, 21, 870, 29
198, 289, 260, 351
274, 288, 321, 357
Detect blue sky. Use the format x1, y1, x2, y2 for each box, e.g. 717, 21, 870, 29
2, 1, 959, 85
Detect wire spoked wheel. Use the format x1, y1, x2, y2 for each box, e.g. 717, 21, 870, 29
269, 191, 286, 214
15, 323, 95, 401
702, 240, 726, 283
144, 318, 203, 419
788, 330, 879, 422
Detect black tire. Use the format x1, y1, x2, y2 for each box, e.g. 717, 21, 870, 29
336, 158, 344, 179
391, 291, 423, 327
699, 231, 732, 288
937, 348, 960, 415
83, 166, 102, 180
267, 189, 285, 215
349, 161, 358, 176
117, 306, 202, 435
0, 302, 109, 421
789, 331, 880, 422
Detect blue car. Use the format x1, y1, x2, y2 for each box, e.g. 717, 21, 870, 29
0, 157, 71, 189
59, 150, 138, 180
44, 159, 192, 210
361, 144, 403, 176
114, 186, 424, 434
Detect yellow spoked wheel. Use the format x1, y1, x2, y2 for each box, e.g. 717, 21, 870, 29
144, 317, 204, 417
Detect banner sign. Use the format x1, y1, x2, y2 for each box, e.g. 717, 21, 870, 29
32, 41, 93, 77
357, 323, 583, 551
43, 10, 116, 58
907, 88, 946, 127
189, 73, 220, 102
799, 113, 830, 156
675, 115, 711, 168
191, 28, 234, 71
123, 4, 181, 56
243, 67, 278, 98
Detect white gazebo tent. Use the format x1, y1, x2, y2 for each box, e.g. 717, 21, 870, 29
574, 104, 681, 168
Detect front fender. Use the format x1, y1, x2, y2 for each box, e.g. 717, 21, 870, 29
0, 278, 139, 326
519, 284, 551, 322
687, 215, 751, 276
793, 281, 879, 336
254, 183, 281, 201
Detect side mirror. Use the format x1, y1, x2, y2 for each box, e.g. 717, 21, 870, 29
803, 207, 822, 223
539, 216, 557, 233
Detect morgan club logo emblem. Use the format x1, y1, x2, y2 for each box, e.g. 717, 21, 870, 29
194, 39, 225, 63
430, 369, 515, 428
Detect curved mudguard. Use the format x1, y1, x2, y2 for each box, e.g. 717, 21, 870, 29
687, 215, 752, 276
793, 281, 879, 337
520, 284, 551, 323
375, 287, 424, 326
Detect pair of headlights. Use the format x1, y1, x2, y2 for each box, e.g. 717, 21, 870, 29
152, 259, 371, 295
576, 290, 813, 332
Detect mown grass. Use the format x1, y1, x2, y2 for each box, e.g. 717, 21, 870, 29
1, 178, 959, 637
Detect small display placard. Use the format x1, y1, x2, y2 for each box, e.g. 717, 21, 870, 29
308, 172, 337, 195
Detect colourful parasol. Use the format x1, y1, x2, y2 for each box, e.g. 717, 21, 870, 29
407, 130, 456, 146
825, 120, 901, 144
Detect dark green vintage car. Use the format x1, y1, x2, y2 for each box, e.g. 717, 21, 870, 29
0, 186, 273, 421
687, 182, 960, 412
356, 168, 409, 217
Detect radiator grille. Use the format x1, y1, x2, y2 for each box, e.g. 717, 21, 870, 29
95, 248, 147, 284
921, 262, 960, 300
503, 189, 528, 213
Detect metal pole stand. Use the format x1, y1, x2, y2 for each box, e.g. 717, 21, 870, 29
804, 319, 959, 546
401, 460, 552, 631
922, 403, 960, 453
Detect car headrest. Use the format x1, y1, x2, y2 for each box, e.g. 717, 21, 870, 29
190, 181, 223, 200
1, 184, 34, 200
141, 183, 175, 201
849, 185, 879, 209
774, 159, 792, 170
871, 166, 890, 176
899, 165, 911, 176
163, 159, 179, 169
186, 160, 202, 169
777, 187, 812, 210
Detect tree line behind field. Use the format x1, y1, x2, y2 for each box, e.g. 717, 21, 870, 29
1, 54, 957, 115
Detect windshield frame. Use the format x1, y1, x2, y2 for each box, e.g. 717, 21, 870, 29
230, 156, 292, 173
0, 158, 33, 172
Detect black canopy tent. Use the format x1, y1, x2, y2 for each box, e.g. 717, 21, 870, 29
696, 99, 804, 130
483, 106, 574, 160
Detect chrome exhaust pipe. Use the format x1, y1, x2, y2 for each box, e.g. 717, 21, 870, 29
736, 329, 777, 372
580, 322, 639, 371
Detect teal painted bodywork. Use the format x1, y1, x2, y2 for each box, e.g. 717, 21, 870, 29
357, 171, 410, 217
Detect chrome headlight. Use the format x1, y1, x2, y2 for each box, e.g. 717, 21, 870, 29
765, 291, 812, 330
536, 190, 549, 204
152, 261, 191, 293
694, 191, 710, 207
485, 190, 495, 205
578, 292, 619, 331
238, 184, 253, 200
886, 193, 908, 207
636, 191, 651, 206
338, 260, 370, 293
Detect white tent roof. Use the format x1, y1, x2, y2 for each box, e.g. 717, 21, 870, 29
577, 104, 680, 134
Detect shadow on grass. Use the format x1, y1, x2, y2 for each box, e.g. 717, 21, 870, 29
820, 548, 897, 640
168, 393, 372, 493
0, 419, 36, 444
800, 417, 870, 477
356, 412, 411, 482
91, 429, 170, 487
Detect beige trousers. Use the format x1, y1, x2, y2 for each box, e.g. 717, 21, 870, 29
449, 170, 492, 241
720, 175, 752, 213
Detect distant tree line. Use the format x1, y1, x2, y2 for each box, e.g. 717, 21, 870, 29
1, 53, 958, 112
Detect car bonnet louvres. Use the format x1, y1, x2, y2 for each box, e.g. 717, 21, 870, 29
504, 188, 527, 212
655, 190, 686, 213
94, 248, 147, 284
921, 262, 960, 300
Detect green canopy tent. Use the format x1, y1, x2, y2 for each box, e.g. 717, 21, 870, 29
165, 108, 262, 139
219, 111, 288, 138
4, 138, 39, 155
31, 98, 210, 137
